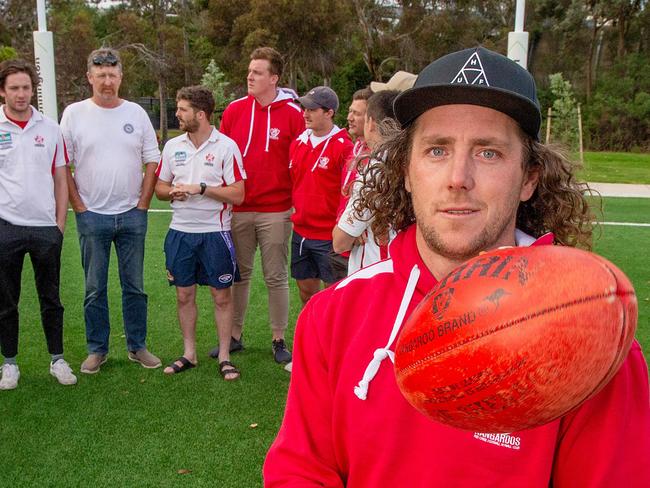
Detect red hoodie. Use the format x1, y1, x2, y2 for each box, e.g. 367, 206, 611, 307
220, 91, 305, 212
264, 225, 650, 487
290, 127, 354, 240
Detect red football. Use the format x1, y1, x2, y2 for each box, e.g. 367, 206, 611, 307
394, 245, 637, 433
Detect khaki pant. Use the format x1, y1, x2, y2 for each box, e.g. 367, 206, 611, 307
231, 210, 292, 334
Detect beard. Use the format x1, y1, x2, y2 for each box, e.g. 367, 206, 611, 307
179, 117, 199, 133
416, 205, 519, 262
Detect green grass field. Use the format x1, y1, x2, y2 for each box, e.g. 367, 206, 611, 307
1, 196, 648, 487
580, 151, 650, 184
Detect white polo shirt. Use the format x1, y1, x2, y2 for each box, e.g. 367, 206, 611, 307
0, 106, 67, 226
157, 128, 246, 233
60, 99, 160, 214
337, 164, 396, 274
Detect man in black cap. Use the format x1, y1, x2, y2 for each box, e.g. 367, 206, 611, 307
289, 86, 353, 306
264, 47, 650, 486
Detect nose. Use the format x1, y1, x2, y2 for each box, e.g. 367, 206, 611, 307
446, 151, 475, 191
347, 112, 353, 123
247, 72, 254, 82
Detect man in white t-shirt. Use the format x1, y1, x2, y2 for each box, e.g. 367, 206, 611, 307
333, 90, 400, 274
155, 86, 246, 380
0, 59, 77, 389
60, 48, 161, 374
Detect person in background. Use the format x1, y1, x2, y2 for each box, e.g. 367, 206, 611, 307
332, 90, 400, 275
213, 47, 304, 365
61, 48, 161, 374
155, 86, 245, 381
328, 87, 374, 282
0, 59, 76, 389
289, 86, 353, 306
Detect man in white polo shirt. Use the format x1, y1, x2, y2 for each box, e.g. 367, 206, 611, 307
0, 59, 77, 389
61, 48, 161, 374
155, 86, 246, 381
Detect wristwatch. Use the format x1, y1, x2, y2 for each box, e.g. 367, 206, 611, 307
199, 182, 207, 195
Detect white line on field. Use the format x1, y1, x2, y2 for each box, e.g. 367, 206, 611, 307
601, 222, 650, 227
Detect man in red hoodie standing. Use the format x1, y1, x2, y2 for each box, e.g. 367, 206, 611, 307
212, 47, 304, 365
290, 86, 353, 306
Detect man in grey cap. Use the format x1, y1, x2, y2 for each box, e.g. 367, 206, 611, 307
264, 47, 650, 485
289, 86, 353, 306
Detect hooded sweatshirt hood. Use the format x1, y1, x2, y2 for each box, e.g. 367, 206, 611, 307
289, 126, 354, 240
219, 90, 305, 212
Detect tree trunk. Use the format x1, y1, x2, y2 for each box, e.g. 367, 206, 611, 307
586, 23, 599, 100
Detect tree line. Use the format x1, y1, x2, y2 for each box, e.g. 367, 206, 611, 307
0, 0, 648, 151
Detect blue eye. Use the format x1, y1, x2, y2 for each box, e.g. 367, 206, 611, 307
481, 150, 497, 159
430, 147, 444, 157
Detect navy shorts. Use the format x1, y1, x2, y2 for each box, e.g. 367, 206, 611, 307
290, 231, 335, 283
164, 229, 239, 288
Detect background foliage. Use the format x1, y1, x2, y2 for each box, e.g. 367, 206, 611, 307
0, 0, 648, 149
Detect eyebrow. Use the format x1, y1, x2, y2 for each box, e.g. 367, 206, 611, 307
418, 135, 512, 149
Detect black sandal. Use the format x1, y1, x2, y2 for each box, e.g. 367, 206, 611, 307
219, 360, 240, 381
164, 356, 196, 375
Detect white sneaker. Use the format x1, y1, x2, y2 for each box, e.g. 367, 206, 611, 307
284, 361, 292, 373
0, 364, 20, 390
50, 359, 78, 386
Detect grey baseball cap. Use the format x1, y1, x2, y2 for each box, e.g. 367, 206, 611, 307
394, 47, 541, 140
298, 86, 339, 112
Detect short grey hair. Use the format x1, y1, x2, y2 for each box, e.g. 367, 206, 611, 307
87, 48, 122, 72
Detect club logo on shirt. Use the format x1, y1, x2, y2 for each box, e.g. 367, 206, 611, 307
318, 156, 329, 169
174, 151, 187, 162
0, 132, 12, 148
473, 432, 521, 450
34, 135, 45, 147
123, 123, 135, 134
269, 127, 280, 140
204, 153, 215, 166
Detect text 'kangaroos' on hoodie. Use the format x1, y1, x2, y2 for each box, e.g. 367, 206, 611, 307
289, 126, 354, 240
220, 90, 305, 213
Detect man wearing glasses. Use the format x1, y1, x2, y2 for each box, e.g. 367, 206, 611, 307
61, 48, 161, 374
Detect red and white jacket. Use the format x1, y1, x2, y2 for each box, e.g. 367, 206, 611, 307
264, 225, 650, 487
289, 127, 353, 240
220, 90, 304, 213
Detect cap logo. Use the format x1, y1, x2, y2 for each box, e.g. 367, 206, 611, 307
451, 52, 490, 86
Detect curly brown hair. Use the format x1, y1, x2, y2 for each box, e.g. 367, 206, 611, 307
354, 120, 597, 250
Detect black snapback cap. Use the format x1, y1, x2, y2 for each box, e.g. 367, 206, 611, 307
394, 47, 541, 140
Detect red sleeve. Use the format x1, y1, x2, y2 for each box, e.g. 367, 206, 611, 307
551, 340, 650, 486
263, 296, 345, 487
219, 104, 233, 136
293, 109, 306, 139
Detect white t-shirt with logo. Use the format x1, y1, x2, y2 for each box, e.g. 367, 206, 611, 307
60, 99, 160, 214
157, 128, 246, 233
0, 106, 67, 226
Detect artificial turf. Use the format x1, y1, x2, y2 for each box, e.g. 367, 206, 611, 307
1, 196, 648, 487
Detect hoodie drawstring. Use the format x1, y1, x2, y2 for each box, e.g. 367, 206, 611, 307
354, 264, 421, 400
242, 101, 256, 158
311, 137, 332, 172
265, 105, 271, 152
